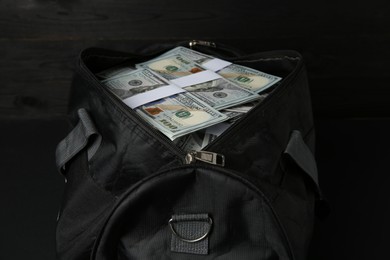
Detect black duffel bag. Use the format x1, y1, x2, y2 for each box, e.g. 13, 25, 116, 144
55, 40, 322, 260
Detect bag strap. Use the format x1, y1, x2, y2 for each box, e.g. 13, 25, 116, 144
55, 108, 101, 174
284, 130, 320, 194
284, 130, 330, 218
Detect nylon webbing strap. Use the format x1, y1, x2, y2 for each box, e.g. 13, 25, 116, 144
55, 108, 101, 173
284, 130, 320, 194
169, 214, 212, 255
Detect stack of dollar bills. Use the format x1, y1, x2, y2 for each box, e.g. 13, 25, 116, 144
98, 47, 281, 151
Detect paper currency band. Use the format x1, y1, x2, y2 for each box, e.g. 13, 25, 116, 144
168, 58, 232, 88
126, 58, 232, 108
202, 58, 232, 72
170, 70, 222, 88
123, 84, 185, 109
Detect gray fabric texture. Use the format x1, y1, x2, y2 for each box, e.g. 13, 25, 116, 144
284, 130, 319, 192
55, 108, 101, 173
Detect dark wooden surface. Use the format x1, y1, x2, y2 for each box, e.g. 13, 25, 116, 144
0, 118, 67, 259
1, 2, 390, 259
1, 0, 389, 118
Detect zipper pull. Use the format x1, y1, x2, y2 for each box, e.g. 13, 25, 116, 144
185, 150, 225, 167
189, 40, 217, 49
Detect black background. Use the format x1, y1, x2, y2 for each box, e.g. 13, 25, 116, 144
1, 0, 389, 259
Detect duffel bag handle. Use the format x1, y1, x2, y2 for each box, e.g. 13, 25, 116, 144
284, 130, 319, 194
284, 130, 330, 218
55, 108, 101, 174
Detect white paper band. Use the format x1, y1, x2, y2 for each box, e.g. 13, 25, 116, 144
123, 61, 231, 108
123, 84, 185, 108
170, 70, 222, 88
202, 58, 232, 72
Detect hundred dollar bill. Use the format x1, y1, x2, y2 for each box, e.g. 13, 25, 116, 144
158, 46, 232, 72
101, 68, 186, 109
101, 68, 167, 100
201, 122, 231, 148
136, 93, 228, 140
222, 96, 267, 113
218, 64, 281, 93
183, 77, 260, 110
200, 115, 245, 148
138, 53, 260, 110
222, 110, 245, 123
158, 46, 213, 64
136, 54, 204, 80
173, 131, 204, 152
96, 65, 136, 80
174, 109, 246, 151
158, 47, 282, 93
199, 108, 252, 148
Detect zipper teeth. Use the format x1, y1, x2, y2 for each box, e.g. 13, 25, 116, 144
78, 59, 186, 160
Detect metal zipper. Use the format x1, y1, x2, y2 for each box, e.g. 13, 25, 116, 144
185, 150, 225, 166
188, 40, 217, 49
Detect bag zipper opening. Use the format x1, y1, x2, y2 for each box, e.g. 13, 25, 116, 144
78, 47, 302, 166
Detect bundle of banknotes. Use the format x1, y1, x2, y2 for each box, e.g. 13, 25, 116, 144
98, 46, 281, 151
